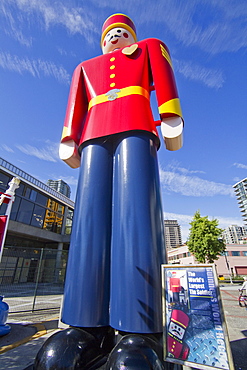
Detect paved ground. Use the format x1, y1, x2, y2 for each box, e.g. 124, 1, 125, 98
0, 285, 246, 369
219, 285, 247, 370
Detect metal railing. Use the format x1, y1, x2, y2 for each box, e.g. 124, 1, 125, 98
0, 246, 68, 313
0, 157, 74, 208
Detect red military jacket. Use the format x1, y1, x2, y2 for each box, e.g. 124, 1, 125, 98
167, 335, 190, 360
170, 277, 181, 293
61, 38, 183, 149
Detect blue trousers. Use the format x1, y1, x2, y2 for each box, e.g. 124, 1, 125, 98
61, 132, 166, 333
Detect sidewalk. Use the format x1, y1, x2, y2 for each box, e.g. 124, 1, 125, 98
0, 310, 61, 370
0, 286, 247, 370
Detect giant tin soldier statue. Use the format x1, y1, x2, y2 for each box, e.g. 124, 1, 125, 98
35, 13, 184, 370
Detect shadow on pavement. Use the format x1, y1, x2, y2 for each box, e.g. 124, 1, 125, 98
230, 337, 247, 370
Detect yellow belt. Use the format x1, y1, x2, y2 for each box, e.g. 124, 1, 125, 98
88, 86, 149, 111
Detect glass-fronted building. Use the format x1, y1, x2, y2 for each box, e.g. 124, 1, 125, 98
0, 157, 74, 250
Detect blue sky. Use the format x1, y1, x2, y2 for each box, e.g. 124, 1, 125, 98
0, 0, 246, 241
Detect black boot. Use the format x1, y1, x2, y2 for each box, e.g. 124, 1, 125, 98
34, 326, 116, 369
105, 333, 166, 369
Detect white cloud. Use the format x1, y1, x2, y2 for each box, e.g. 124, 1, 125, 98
167, 162, 205, 175
16, 141, 59, 162
159, 169, 234, 197
233, 162, 247, 170
1, 0, 246, 54
173, 59, 224, 89
139, 0, 247, 54
1, 0, 98, 44
109, 1, 247, 54
0, 51, 70, 84
0, 144, 14, 153
0, 1, 33, 46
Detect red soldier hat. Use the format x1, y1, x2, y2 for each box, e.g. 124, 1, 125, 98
101, 13, 137, 45
171, 309, 190, 329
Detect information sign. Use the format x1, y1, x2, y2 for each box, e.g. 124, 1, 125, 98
161, 264, 234, 370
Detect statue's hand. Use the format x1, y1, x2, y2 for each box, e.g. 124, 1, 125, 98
161, 116, 183, 151
59, 140, 81, 168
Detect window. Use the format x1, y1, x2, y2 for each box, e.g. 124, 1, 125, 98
65, 208, 73, 235
16, 199, 34, 224
24, 187, 31, 199
47, 199, 58, 211
15, 183, 25, 196
10, 196, 21, 221
31, 205, 46, 228
221, 251, 229, 256
57, 204, 64, 214
36, 192, 48, 207
30, 190, 37, 202
242, 251, 247, 256
231, 251, 240, 256
43, 210, 56, 231
0, 172, 10, 191
23, 187, 37, 201
54, 214, 63, 233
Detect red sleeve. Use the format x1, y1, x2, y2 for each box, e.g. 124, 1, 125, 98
61, 63, 88, 145
147, 38, 183, 120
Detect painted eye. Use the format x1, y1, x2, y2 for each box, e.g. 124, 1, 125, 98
117, 29, 121, 33
123, 32, 129, 38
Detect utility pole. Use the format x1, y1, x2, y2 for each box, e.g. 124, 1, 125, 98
0, 177, 20, 263
224, 252, 233, 284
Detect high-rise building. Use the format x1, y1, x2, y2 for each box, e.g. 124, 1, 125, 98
222, 225, 247, 244
47, 179, 71, 198
164, 220, 182, 249
233, 178, 247, 225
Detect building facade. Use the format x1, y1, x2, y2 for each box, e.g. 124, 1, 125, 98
47, 179, 71, 198
222, 224, 247, 244
233, 178, 247, 225
0, 158, 74, 284
164, 220, 182, 249
167, 243, 247, 276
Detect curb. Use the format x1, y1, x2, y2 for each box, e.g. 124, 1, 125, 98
0, 323, 47, 354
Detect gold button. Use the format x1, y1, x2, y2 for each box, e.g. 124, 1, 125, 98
110, 65, 115, 69
110, 57, 115, 61
110, 74, 115, 78
110, 83, 116, 87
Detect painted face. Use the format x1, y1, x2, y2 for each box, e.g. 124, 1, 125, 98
102, 27, 135, 54
168, 321, 185, 340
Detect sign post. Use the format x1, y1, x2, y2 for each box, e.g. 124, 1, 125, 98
0, 177, 20, 263
161, 264, 234, 370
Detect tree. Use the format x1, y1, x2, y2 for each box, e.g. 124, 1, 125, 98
187, 211, 225, 263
